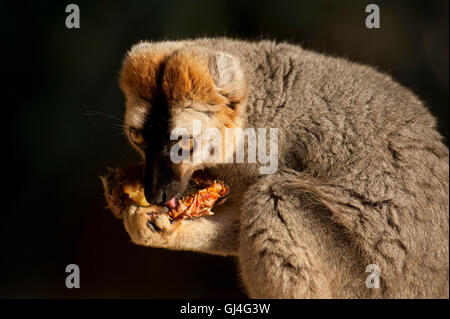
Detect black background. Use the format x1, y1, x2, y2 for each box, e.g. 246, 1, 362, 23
2, 0, 448, 298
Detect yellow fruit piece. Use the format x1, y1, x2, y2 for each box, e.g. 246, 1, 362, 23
123, 184, 150, 207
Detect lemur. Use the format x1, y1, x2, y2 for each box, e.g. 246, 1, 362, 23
112, 38, 448, 298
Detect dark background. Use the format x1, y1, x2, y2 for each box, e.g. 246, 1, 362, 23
2, 0, 448, 298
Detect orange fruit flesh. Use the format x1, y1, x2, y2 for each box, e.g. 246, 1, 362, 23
122, 175, 229, 220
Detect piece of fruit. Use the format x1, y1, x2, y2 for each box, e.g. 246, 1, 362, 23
122, 170, 229, 221
123, 183, 150, 207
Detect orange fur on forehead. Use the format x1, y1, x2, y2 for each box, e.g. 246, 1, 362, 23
161, 50, 227, 105
119, 48, 169, 100
119, 45, 245, 130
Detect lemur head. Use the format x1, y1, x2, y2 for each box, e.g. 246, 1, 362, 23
119, 42, 247, 205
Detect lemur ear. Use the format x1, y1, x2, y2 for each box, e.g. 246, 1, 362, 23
209, 53, 246, 99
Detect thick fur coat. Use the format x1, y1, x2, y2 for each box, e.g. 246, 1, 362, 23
114, 38, 449, 298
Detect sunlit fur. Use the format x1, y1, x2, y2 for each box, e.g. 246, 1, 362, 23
117, 38, 449, 298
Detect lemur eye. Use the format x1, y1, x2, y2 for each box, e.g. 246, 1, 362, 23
178, 137, 195, 151
129, 128, 145, 146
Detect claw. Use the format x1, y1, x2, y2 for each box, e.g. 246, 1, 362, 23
159, 206, 169, 213
147, 221, 161, 232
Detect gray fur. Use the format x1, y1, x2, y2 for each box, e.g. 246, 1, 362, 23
120, 38, 449, 298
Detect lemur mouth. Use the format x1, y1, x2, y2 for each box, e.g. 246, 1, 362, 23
167, 196, 178, 210
101, 165, 230, 221
166, 173, 230, 211
162, 170, 230, 220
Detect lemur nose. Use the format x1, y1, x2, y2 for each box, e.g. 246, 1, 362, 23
144, 186, 165, 205
145, 186, 176, 206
